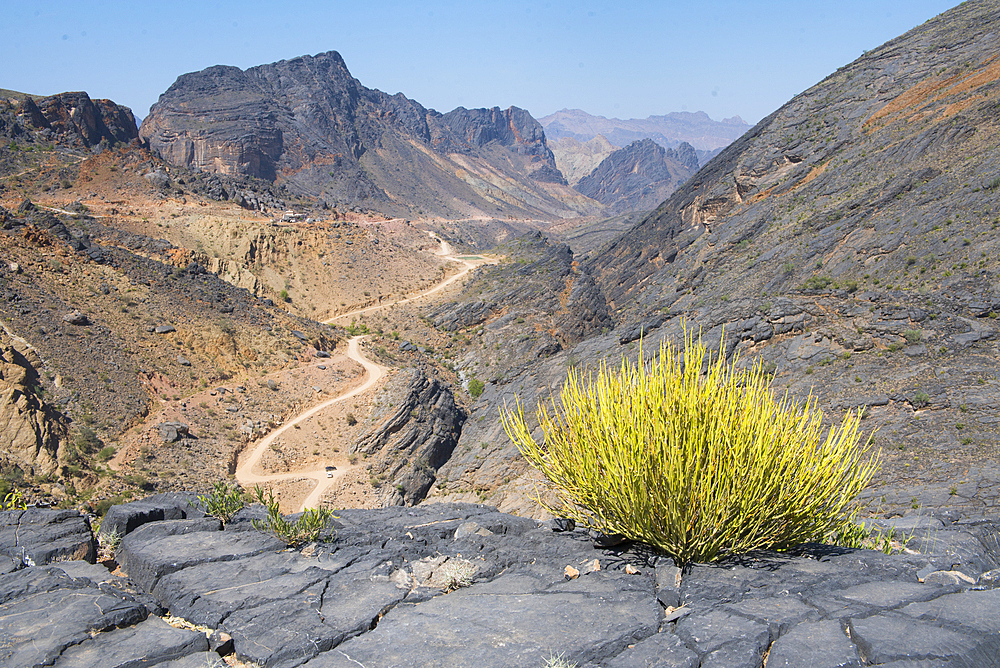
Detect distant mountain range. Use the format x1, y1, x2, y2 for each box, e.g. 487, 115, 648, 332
539, 108, 750, 158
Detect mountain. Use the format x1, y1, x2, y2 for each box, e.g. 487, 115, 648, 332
429, 0, 1000, 520
539, 108, 750, 155
140, 52, 600, 220
574, 138, 698, 214
547, 135, 618, 186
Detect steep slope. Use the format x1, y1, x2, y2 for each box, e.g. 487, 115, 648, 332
589, 1, 1000, 316
574, 138, 697, 214
140, 52, 598, 220
539, 108, 750, 154
429, 0, 1000, 520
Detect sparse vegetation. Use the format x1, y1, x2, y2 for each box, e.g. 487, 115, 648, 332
503, 328, 879, 564
251, 485, 336, 547
468, 378, 485, 399
197, 481, 248, 523
1, 489, 26, 511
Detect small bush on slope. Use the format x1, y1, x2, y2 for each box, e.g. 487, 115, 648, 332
502, 327, 880, 565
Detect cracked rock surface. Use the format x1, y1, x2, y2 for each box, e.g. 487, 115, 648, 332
2, 503, 1000, 667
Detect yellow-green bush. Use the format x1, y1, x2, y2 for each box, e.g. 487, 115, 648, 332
502, 328, 880, 564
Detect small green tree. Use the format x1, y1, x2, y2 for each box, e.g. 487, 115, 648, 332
502, 328, 880, 564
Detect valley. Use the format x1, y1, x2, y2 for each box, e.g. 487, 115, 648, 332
6, 4, 1000, 666
0, 0, 998, 533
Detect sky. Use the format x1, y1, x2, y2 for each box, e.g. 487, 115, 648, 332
1, 1, 961, 126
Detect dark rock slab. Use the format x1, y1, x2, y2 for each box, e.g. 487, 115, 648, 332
675, 608, 770, 657
848, 614, 997, 665
116, 524, 283, 592
99, 493, 207, 539
49, 559, 118, 584
900, 588, 1000, 633
152, 553, 332, 627
223, 575, 407, 668
157, 654, 226, 668
0, 568, 148, 666
765, 620, 861, 667
318, 570, 660, 667
52, 615, 208, 667
601, 631, 699, 668
0, 508, 96, 565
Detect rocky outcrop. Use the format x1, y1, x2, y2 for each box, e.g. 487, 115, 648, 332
8, 91, 138, 149
575, 138, 698, 214
140, 51, 591, 219
352, 370, 465, 506
3, 502, 1000, 667
0, 332, 69, 477
0, 508, 95, 566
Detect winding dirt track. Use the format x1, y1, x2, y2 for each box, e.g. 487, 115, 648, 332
323, 232, 495, 324
237, 235, 495, 511
234, 336, 386, 512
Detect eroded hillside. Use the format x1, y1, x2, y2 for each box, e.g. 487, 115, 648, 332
426, 0, 1000, 520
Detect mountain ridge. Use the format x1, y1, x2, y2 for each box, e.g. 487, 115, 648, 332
139, 51, 595, 221
539, 107, 750, 154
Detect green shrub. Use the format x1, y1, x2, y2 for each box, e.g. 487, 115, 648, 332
903, 329, 922, 344
502, 329, 879, 564
197, 481, 248, 523
468, 378, 485, 399
251, 486, 336, 547
802, 275, 833, 291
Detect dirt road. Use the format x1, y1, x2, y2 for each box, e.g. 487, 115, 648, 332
234, 336, 386, 511
323, 231, 496, 324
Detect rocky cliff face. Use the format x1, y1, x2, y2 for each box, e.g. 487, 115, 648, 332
588, 0, 1000, 314
548, 135, 618, 186
352, 369, 465, 507
575, 138, 697, 214
0, 332, 68, 477
440, 106, 565, 184
0, 90, 138, 149
140, 52, 589, 219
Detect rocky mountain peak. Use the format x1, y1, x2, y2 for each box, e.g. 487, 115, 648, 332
575, 138, 697, 214
139, 52, 582, 217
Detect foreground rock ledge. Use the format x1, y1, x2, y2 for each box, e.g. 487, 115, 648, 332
1, 501, 999, 667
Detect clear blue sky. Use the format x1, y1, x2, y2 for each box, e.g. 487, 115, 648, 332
1, 1, 960, 125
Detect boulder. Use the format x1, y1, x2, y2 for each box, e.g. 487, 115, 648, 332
0, 508, 96, 565
157, 421, 190, 443
61, 310, 90, 326
98, 492, 206, 539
